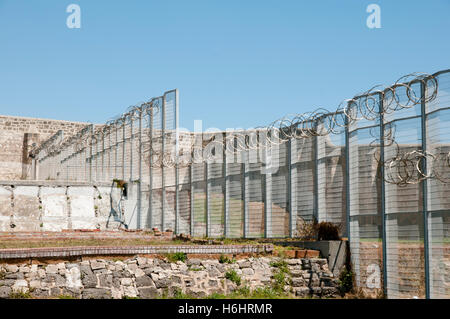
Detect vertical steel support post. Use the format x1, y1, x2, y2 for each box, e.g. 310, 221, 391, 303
149, 107, 153, 229
84, 138, 87, 181
313, 121, 319, 222
190, 163, 194, 237
108, 130, 112, 181
59, 131, 65, 181
138, 109, 143, 229
161, 97, 166, 231
243, 137, 248, 238
223, 132, 229, 238
420, 81, 431, 299
102, 132, 105, 182
344, 112, 351, 240
205, 156, 209, 238
130, 116, 134, 182
89, 125, 93, 183
264, 130, 272, 238
95, 133, 98, 182
65, 145, 69, 182
288, 137, 293, 238
175, 90, 180, 235
378, 92, 388, 298
115, 125, 119, 179
122, 122, 125, 180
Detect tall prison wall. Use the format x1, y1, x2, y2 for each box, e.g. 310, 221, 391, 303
0, 115, 92, 180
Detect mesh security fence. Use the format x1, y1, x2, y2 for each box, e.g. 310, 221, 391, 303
32, 70, 450, 299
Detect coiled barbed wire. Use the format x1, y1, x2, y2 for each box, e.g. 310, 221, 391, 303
149, 71, 446, 184
33, 71, 450, 186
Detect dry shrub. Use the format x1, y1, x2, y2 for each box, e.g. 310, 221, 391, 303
294, 218, 318, 240
317, 222, 341, 240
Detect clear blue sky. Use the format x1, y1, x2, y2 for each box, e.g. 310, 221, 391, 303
0, 0, 449, 131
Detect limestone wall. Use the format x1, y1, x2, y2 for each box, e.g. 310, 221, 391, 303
0, 256, 340, 299
0, 115, 91, 180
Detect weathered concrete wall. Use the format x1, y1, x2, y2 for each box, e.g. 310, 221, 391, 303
13, 186, 40, 231
0, 256, 340, 299
0, 115, 91, 180
0, 181, 125, 232
40, 187, 68, 231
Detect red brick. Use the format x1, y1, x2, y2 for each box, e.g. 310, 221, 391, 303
305, 250, 320, 258
284, 250, 296, 258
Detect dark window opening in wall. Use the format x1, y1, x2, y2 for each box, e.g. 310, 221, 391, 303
122, 183, 128, 199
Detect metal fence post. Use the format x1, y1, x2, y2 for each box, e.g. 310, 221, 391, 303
175, 89, 180, 235
223, 132, 228, 238
288, 137, 293, 238
138, 109, 143, 229
344, 112, 351, 240
122, 121, 125, 180
108, 129, 112, 181
190, 163, 194, 237
149, 106, 154, 229
102, 131, 105, 182
83, 137, 86, 181
379, 92, 388, 298
95, 133, 99, 182
89, 125, 93, 183
130, 115, 134, 182
313, 121, 319, 222
264, 130, 272, 238
243, 137, 248, 238
115, 124, 119, 179
205, 158, 209, 238
161, 96, 166, 232
420, 81, 431, 299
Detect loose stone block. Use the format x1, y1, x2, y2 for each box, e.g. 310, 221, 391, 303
12, 279, 28, 293
5, 265, 18, 273
135, 275, 154, 288
120, 278, 133, 286
0, 286, 12, 298
242, 268, 255, 276
138, 287, 158, 299
294, 287, 310, 297
90, 261, 106, 271
45, 264, 58, 274
82, 288, 111, 299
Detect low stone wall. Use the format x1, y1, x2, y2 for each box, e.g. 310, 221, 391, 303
0, 256, 340, 299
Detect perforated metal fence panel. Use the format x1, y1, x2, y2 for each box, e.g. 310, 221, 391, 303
348, 95, 384, 296
425, 72, 450, 299
33, 71, 450, 298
